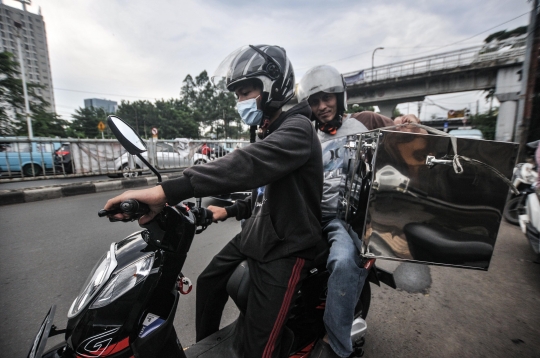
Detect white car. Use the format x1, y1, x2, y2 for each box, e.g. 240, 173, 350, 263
110, 142, 210, 178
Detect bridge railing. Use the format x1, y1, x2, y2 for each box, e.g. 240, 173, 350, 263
344, 44, 526, 85
0, 137, 249, 182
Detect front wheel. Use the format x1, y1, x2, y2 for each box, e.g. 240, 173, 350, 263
119, 163, 141, 178
194, 159, 207, 165
22, 163, 42, 177
504, 196, 523, 226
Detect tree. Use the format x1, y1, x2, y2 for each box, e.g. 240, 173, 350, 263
0, 51, 24, 135
68, 106, 109, 138
470, 107, 498, 140
18, 109, 68, 138
180, 70, 244, 139
344, 104, 375, 114
1, 51, 62, 137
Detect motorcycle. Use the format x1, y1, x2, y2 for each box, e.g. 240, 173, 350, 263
517, 184, 540, 263
28, 117, 518, 358
503, 162, 538, 225
28, 115, 395, 358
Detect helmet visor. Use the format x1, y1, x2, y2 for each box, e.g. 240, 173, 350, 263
212, 45, 278, 90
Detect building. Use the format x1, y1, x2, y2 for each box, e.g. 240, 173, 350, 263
84, 98, 117, 113
0, 1, 55, 112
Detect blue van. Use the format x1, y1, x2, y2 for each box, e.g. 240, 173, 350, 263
0, 139, 61, 177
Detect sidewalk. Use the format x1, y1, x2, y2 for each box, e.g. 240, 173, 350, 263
0, 172, 184, 206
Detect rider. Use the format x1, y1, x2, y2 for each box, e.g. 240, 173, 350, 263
296, 65, 381, 358
104, 45, 323, 357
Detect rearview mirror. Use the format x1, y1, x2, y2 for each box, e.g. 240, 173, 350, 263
107, 115, 146, 155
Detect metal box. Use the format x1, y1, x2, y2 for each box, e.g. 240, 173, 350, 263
338, 130, 518, 270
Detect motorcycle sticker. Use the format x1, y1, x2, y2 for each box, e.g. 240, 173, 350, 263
76, 327, 129, 357
139, 313, 165, 338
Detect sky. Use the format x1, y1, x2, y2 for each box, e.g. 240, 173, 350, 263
2, 0, 533, 121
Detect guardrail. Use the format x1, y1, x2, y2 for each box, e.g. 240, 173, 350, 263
0, 137, 249, 182
344, 44, 526, 85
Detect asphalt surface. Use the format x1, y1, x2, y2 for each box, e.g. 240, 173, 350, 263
1, 189, 539, 357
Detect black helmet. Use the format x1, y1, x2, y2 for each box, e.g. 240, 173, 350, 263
212, 45, 295, 116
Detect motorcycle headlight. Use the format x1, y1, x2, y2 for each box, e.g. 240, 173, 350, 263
90, 253, 154, 309
68, 243, 117, 318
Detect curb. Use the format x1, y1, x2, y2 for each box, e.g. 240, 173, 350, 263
0, 172, 182, 206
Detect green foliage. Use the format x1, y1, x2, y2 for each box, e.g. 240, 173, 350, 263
0, 51, 24, 135
67, 106, 109, 138
392, 107, 403, 118
1, 51, 63, 137
469, 107, 498, 140
344, 104, 375, 114
484, 26, 527, 43
116, 99, 199, 139
180, 71, 247, 139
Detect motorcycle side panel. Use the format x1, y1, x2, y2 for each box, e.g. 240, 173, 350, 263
341, 130, 518, 270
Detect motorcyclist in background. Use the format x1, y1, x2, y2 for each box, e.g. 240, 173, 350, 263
105, 44, 323, 358
296, 65, 391, 358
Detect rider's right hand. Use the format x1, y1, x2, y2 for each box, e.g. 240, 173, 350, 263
104, 186, 167, 224
207, 205, 228, 222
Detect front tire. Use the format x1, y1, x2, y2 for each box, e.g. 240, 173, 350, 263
22, 163, 42, 177
120, 163, 141, 178
504, 196, 523, 226
194, 159, 207, 165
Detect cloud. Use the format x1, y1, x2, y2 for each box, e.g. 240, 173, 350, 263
2, 0, 531, 119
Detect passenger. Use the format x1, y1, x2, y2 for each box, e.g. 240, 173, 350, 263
297, 65, 390, 358
395, 114, 427, 133
104, 44, 323, 358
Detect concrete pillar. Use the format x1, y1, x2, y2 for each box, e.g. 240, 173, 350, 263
495, 66, 521, 141
378, 102, 400, 118
495, 101, 518, 141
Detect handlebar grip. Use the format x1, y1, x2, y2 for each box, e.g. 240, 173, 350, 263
120, 199, 150, 216
97, 199, 150, 219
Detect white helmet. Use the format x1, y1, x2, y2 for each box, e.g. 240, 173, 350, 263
296, 65, 347, 115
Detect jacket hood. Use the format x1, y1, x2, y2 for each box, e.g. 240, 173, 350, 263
268, 100, 312, 134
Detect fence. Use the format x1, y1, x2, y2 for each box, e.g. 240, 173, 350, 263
0, 137, 250, 182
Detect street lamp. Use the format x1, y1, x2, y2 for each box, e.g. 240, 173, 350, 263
371, 47, 384, 81
13, 15, 33, 139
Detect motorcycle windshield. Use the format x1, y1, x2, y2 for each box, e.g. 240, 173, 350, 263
339, 130, 519, 270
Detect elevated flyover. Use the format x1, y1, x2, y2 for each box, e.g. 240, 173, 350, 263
342, 39, 525, 141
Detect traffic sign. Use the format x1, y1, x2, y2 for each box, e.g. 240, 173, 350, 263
152, 127, 158, 139
97, 121, 106, 132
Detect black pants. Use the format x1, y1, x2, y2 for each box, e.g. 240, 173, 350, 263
196, 233, 309, 358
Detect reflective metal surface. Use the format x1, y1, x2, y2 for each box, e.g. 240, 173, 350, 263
339, 130, 518, 270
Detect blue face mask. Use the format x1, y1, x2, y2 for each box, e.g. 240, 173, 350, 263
236, 96, 263, 126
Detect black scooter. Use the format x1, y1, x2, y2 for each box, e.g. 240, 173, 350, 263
28, 115, 396, 358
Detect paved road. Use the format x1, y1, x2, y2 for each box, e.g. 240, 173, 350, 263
1, 190, 539, 357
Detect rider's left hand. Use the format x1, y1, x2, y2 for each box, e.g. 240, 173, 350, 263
104, 186, 167, 224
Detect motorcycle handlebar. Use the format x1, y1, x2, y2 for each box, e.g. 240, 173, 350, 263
98, 199, 150, 221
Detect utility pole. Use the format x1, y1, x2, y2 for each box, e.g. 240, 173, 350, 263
515, 0, 538, 150
371, 47, 384, 81
13, 11, 33, 138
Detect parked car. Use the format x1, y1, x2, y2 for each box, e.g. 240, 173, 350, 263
54, 143, 73, 174
197, 143, 228, 158
448, 128, 484, 139
109, 142, 210, 178
0, 140, 61, 177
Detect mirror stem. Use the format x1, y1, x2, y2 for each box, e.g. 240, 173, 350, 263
136, 153, 162, 183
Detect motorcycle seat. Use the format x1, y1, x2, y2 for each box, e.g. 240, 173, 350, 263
404, 223, 494, 266
226, 239, 330, 313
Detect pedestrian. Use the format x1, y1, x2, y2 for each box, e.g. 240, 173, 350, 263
103, 44, 323, 358
296, 65, 390, 358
